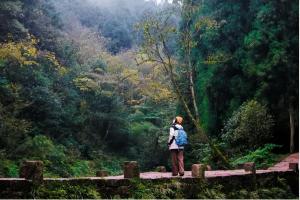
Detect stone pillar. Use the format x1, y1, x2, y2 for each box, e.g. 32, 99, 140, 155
289, 163, 299, 172
243, 162, 256, 174
123, 161, 140, 178
243, 162, 257, 190
20, 161, 43, 183
156, 166, 166, 172
191, 164, 206, 179
96, 170, 109, 177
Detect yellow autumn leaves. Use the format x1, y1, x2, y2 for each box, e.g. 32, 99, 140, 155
0, 37, 38, 66
0, 35, 67, 75
44, 52, 68, 75
0, 35, 173, 104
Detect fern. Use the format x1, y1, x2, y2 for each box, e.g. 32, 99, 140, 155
230, 144, 282, 169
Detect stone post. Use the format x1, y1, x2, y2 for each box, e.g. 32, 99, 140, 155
191, 164, 206, 179
243, 162, 256, 174
96, 170, 109, 177
289, 163, 298, 172
156, 166, 166, 172
243, 162, 257, 190
123, 161, 140, 178
20, 161, 43, 184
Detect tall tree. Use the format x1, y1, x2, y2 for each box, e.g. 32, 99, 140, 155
136, 6, 231, 168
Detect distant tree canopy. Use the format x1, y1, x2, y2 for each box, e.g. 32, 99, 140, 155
52, 0, 165, 54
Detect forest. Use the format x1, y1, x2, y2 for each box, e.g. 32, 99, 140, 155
0, 0, 298, 183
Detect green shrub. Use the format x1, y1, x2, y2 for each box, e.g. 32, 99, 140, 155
0, 159, 19, 177
222, 100, 274, 154
6, 162, 18, 177
46, 144, 72, 177
25, 135, 56, 160
20, 135, 72, 177
189, 139, 227, 169
230, 144, 282, 169
89, 150, 127, 176
70, 160, 91, 177
92, 155, 124, 176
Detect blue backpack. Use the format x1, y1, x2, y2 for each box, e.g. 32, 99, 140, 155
175, 128, 188, 146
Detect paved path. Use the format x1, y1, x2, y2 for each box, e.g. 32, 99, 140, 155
0, 153, 298, 181
101, 153, 299, 180
268, 152, 299, 171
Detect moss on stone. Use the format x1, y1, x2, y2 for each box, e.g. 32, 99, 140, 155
0, 172, 298, 199
127, 177, 297, 199
32, 182, 101, 199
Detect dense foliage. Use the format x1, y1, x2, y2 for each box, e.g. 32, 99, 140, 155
230, 143, 283, 169
0, 0, 298, 182
179, 0, 298, 166
187, 0, 298, 136
221, 100, 274, 153
0, 0, 175, 177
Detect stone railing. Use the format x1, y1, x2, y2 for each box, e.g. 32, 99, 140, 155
0, 160, 298, 198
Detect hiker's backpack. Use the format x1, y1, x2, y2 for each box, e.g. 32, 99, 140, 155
175, 127, 188, 146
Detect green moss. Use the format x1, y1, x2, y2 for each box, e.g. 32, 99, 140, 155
32, 182, 101, 199
128, 179, 225, 199
129, 179, 184, 199
127, 177, 297, 199
227, 178, 296, 199
227, 186, 296, 199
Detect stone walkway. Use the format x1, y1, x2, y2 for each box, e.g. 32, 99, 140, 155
268, 152, 299, 171
0, 153, 298, 181
101, 153, 299, 180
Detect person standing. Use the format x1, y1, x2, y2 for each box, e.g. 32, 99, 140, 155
168, 116, 187, 176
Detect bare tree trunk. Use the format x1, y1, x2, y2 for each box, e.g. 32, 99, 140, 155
289, 104, 295, 153
188, 54, 200, 123
170, 71, 231, 169
185, 46, 230, 168
103, 122, 111, 141
138, 14, 231, 168
170, 73, 199, 131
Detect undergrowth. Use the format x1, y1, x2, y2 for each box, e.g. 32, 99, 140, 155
127, 177, 297, 199
31, 182, 101, 199
230, 144, 284, 169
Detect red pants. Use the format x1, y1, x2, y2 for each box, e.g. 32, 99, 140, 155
170, 149, 184, 175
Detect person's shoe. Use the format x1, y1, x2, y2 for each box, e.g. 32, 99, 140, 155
172, 173, 178, 176
179, 173, 184, 176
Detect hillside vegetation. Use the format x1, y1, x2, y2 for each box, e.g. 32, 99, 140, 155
0, 0, 298, 178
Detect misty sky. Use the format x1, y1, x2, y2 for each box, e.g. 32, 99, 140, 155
153, 0, 172, 3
